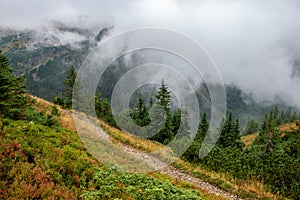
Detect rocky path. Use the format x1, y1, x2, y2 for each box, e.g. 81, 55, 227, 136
72, 111, 241, 200
117, 141, 240, 200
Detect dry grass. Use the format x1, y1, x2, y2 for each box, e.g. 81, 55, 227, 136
279, 122, 298, 133
241, 121, 299, 149
174, 159, 281, 199
97, 119, 164, 152
241, 133, 259, 149
31, 95, 77, 132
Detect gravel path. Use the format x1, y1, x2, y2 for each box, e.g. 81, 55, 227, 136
117, 141, 240, 200
72, 112, 241, 200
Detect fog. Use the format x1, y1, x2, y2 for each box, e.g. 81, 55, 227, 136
1, 0, 300, 107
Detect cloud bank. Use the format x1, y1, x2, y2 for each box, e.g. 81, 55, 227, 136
1, 0, 300, 107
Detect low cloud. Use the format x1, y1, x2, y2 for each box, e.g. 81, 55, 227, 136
1, 0, 300, 107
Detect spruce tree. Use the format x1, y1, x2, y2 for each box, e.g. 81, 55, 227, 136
252, 110, 280, 156
233, 118, 244, 148
0, 51, 28, 119
63, 66, 77, 109
95, 92, 116, 126
218, 112, 243, 148
176, 108, 191, 139
155, 80, 171, 112
172, 109, 181, 135
149, 96, 154, 107
150, 81, 174, 144
195, 113, 209, 142
243, 117, 259, 135
218, 112, 233, 147
130, 93, 150, 127
182, 113, 208, 162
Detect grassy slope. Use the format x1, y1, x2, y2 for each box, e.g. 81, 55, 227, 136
99, 119, 282, 200
1, 96, 226, 200
241, 122, 299, 149
32, 96, 288, 199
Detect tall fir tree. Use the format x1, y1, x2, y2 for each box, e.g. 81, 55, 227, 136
195, 113, 209, 142
130, 93, 150, 127
0, 51, 28, 119
95, 92, 116, 126
182, 113, 209, 162
233, 118, 244, 148
151, 81, 174, 144
218, 112, 244, 148
252, 110, 280, 156
155, 80, 171, 112
172, 109, 181, 135
63, 66, 77, 109
243, 117, 259, 135
176, 108, 191, 139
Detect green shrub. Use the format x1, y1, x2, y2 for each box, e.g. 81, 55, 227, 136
82, 168, 202, 200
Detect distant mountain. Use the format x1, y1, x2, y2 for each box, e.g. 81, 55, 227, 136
0, 25, 298, 128
0, 24, 95, 100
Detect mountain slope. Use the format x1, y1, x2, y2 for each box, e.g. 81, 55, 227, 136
241, 121, 299, 148
32, 96, 284, 200
34, 96, 236, 199
3, 95, 239, 200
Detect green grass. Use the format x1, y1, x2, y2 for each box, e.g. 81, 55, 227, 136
0, 114, 206, 199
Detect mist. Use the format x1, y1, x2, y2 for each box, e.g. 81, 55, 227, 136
1, 0, 300, 107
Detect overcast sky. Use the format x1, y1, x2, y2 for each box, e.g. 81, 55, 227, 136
1, 0, 300, 106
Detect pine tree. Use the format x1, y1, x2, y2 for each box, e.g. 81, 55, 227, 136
218, 112, 233, 147
149, 97, 154, 107
273, 105, 280, 125
0, 51, 28, 119
252, 110, 280, 156
233, 118, 244, 148
150, 81, 174, 144
172, 109, 181, 135
155, 80, 171, 113
147, 103, 168, 137
176, 108, 191, 139
182, 113, 208, 162
63, 66, 77, 109
218, 112, 244, 148
130, 93, 150, 127
95, 92, 116, 126
243, 117, 259, 135
195, 113, 209, 142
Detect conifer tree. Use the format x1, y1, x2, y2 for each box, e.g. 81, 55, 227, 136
243, 117, 259, 135
172, 109, 181, 135
195, 113, 209, 142
218, 112, 243, 148
176, 108, 191, 139
63, 66, 77, 109
0, 51, 28, 119
149, 96, 154, 107
233, 118, 244, 148
150, 81, 174, 144
95, 92, 116, 126
182, 113, 208, 161
155, 80, 171, 112
130, 93, 150, 127
252, 110, 280, 156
